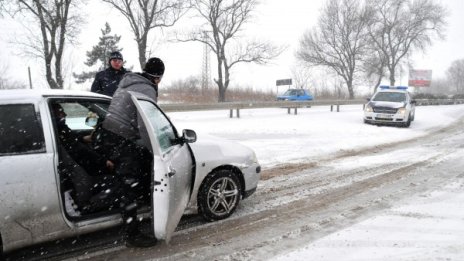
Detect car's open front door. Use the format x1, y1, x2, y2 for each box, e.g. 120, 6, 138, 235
131, 94, 193, 243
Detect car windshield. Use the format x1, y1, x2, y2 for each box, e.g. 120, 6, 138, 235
283, 89, 304, 96
372, 92, 406, 102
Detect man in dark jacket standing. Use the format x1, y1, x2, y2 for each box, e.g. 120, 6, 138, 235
90, 51, 129, 96
101, 57, 164, 248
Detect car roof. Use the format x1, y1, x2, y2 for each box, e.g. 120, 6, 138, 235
0, 89, 109, 101
282, 89, 310, 93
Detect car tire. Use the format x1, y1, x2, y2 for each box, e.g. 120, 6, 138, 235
198, 169, 242, 222
403, 114, 412, 128
0, 232, 3, 259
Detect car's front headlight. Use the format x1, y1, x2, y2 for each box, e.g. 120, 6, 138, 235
397, 108, 407, 115
365, 104, 373, 112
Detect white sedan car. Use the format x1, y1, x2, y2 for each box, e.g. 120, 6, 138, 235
0, 89, 260, 255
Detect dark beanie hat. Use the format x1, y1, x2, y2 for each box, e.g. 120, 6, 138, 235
109, 51, 123, 61
144, 57, 165, 77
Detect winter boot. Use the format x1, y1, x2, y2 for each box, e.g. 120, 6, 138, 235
125, 231, 158, 248
121, 206, 157, 248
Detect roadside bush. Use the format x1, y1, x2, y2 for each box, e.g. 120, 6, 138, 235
412, 93, 447, 99
452, 93, 464, 99
161, 83, 276, 103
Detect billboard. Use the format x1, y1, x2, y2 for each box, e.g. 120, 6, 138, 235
408, 69, 432, 87
276, 78, 292, 86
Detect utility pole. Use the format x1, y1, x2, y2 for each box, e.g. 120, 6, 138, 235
28, 67, 33, 89
201, 31, 211, 92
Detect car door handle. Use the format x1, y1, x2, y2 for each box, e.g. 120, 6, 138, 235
167, 166, 176, 177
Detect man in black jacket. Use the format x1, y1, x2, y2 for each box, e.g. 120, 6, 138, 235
90, 51, 129, 96
101, 57, 165, 248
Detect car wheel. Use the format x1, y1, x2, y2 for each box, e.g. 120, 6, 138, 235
403, 115, 412, 127
0, 232, 3, 258
198, 169, 242, 221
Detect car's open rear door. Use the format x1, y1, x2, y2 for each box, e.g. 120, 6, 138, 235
130, 93, 193, 243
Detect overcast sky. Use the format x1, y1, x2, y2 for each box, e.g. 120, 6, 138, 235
0, 0, 463, 92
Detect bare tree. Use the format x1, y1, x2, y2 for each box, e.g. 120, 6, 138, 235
297, 0, 371, 99
362, 48, 387, 94
446, 59, 464, 94
177, 0, 283, 102
0, 78, 27, 90
0, 63, 27, 89
0, 1, 5, 16
0, 0, 8, 17
168, 75, 201, 94
367, 0, 447, 87
290, 64, 312, 90
102, 0, 189, 69
4, 0, 82, 89
427, 77, 452, 95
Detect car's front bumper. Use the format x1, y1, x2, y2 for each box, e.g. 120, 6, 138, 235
364, 112, 408, 124
241, 163, 261, 197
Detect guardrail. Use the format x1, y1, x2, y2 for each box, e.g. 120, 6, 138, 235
159, 99, 464, 118
415, 98, 464, 106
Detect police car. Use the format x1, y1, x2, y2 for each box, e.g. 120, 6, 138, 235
364, 86, 416, 127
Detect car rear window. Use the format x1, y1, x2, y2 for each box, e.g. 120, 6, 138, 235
0, 104, 46, 156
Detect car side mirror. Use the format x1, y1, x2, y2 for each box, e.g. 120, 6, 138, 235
182, 129, 197, 143
365, 97, 371, 102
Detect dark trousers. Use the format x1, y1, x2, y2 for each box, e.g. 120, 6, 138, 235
100, 129, 152, 235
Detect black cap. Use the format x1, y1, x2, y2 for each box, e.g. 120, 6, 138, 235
109, 51, 123, 61
143, 57, 165, 77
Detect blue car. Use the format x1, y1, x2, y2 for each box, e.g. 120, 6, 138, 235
277, 89, 314, 101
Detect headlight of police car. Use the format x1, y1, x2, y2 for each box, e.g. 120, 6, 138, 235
365, 104, 373, 112
397, 107, 407, 115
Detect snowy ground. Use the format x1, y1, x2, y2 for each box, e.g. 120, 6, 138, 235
272, 180, 464, 261
68, 104, 464, 261
166, 104, 464, 261
168, 104, 464, 167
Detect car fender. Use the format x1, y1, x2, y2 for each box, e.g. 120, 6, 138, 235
187, 135, 256, 207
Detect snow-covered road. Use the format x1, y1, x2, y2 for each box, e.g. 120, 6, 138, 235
76, 104, 464, 261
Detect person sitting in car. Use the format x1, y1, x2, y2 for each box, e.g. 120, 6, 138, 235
51, 103, 114, 176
